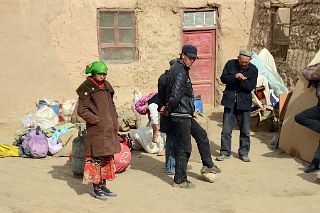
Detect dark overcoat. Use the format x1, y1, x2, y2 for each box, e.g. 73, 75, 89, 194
220, 59, 258, 111
76, 77, 120, 157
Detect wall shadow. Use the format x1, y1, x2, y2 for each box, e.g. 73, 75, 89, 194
207, 110, 223, 122
261, 149, 302, 165
209, 140, 238, 158
187, 171, 209, 182
48, 151, 174, 192
129, 150, 217, 184
48, 159, 88, 195
209, 140, 220, 157
297, 172, 320, 185
129, 150, 173, 185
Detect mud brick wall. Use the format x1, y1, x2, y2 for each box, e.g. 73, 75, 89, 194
285, 1, 320, 88
250, 0, 320, 91
249, 0, 273, 53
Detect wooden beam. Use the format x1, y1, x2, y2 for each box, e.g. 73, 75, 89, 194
270, 3, 298, 8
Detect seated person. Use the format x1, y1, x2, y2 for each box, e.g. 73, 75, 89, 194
295, 80, 320, 173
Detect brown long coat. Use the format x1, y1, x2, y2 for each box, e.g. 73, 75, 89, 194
76, 77, 121, 157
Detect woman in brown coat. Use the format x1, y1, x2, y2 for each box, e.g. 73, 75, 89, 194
76, 61, 121, 200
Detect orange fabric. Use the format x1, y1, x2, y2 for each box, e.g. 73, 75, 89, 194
82, 156, 116, 184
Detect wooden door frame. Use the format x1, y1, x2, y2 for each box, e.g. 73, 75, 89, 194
181, 9, 218, 106
182, 31, 217, 106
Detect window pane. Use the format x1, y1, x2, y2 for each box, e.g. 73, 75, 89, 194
119, 29, 133, 43
122, 48, 134, 60
204, 11, 215, 26
100, 29, 115, 43
112, 48, 122, 60
184, 12, 195, 27
101, 48, 122, 60
119, 13, 133, 27
101, 48, 112, 61
278, 8, 291, 24
99, 13, 114, 27
195, 12, 204, 26
277, 8, 291, 37
101, 48, 134, 61
98, 11, 136, 62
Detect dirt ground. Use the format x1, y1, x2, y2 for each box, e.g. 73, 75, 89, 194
0, 107, 320, 213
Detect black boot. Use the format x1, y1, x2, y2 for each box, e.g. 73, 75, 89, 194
304, 159, 320, 173
99, 180, 117, 197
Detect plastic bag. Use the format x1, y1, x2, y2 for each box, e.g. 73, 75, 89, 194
251, 49, 289, 96
114, 143, 131, 173
61, 99, 77, 122
21, 106, 59, 129
47, 127, 69, 155
21, 112, 36, 128
0, 144, 20, 158
130, 127, 165, 154
34, 106, 59, 129
48, 139, 63, 155
71, 100, 85, 124
132, 89, 148, 128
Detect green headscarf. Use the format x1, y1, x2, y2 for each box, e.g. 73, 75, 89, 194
85, 61, 108, 75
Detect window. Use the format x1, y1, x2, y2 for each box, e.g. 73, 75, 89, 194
97, 10, 136, 62
183, 11, 216, 28
271, 7, 291, 60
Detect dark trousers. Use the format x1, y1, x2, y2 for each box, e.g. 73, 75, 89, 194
191, 118, 214, 169
171, 116, 214, 184
295, 105, 320, 133
295, 105, 320, 164
165, 132, 176, 174
220, 105, 251, 157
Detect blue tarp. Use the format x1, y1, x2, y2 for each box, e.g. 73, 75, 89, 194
251, 52, 289, 97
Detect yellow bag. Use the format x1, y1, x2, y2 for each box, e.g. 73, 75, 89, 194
0, 144, 20, 158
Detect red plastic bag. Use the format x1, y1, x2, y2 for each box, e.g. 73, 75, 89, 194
114, 143, 131, 173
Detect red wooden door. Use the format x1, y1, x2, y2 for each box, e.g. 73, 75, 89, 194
182, 30, 216, 105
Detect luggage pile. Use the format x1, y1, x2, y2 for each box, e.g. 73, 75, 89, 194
10, 98, 78, 159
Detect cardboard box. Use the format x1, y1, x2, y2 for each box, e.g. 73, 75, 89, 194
279, 78, 319, 162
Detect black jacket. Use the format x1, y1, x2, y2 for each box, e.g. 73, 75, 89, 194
158, 70, 170, 133
220, 59, 258, 111
157, 70, 169, 109
166, 60, 195, 116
